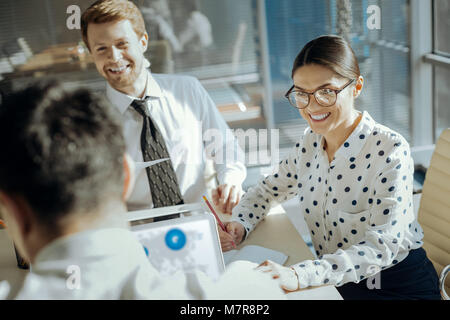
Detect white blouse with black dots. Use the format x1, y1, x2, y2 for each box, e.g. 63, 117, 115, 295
231, 111, 424, 288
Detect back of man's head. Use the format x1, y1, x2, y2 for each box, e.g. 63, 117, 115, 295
0, 81, 125, 233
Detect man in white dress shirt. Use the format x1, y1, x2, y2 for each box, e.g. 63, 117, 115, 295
81, 0, 246, 215
0, 82, 284, 300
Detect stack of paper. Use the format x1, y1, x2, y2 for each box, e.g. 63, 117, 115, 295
222, 245, 288, 266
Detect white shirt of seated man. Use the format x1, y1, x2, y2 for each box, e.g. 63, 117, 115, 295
0, 154, 284, 300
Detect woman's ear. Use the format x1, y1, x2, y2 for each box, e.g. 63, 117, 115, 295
354, 75, 364, 98
122, 153, 136, 201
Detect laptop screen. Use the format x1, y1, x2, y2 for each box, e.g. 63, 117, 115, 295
131, 213, 225, 281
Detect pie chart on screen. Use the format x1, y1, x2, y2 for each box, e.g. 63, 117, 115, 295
165, 228, 186, 251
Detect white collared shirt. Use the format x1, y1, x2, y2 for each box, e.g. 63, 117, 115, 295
106, 71, 246, 211
231, 111, 424, 288
2, 228, 285, 300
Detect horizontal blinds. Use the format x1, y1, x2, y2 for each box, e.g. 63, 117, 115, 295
0, 0, 259, 81
149, 0, 259, 79
0, 0, 89, 54
265, 0, 411, 148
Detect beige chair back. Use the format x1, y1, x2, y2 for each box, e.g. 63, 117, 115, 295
418, 128, 450, 297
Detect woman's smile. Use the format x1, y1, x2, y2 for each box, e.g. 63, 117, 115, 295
309, 112, 331, 122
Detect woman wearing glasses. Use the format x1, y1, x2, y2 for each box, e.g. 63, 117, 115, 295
220, 35, 440, 299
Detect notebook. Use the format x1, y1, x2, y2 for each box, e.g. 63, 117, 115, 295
222, 245, 288, 266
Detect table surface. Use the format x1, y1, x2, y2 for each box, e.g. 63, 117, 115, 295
219, 205, 342, 299
0, 229, 29, 299
220, 205, 314, 265
0, 206, 342, 300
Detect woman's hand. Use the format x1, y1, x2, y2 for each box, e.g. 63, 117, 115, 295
256, 260, 300, 293
218, 221, 245, 252
212, 184, 242, 215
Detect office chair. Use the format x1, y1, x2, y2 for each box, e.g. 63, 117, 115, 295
417, 128, 450, 300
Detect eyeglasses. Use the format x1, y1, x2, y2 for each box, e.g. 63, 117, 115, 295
285, 79, 355, 109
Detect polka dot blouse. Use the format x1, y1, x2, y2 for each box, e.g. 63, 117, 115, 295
231, 111, 424, 288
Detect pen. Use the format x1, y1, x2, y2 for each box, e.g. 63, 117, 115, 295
202, 195, 237, 249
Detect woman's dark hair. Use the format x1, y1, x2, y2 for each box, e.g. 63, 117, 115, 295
292, 35, 360, 80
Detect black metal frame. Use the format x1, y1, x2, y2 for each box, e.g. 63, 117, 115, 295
284, 79, 355, 109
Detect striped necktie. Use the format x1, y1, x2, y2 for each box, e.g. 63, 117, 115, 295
130, 98, 184, 208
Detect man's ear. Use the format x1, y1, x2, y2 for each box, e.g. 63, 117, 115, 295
0, 192, 33, 239
140, 32, 149, 53
123, 153, 136, 201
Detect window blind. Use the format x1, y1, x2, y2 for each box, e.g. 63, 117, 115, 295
265, 0, 411, 149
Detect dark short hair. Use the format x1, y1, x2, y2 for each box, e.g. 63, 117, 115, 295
0, 82, 125, 231
292, 35, 360, 80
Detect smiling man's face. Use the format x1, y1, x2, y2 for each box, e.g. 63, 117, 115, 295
87, 19, 148, 95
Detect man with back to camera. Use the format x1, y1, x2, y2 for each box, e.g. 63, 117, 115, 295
80, 0, 246, 230
0, 82, 285, 300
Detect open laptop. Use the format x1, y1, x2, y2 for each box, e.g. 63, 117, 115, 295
128, 203, 225, 281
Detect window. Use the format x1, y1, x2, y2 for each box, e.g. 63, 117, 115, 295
136, 0, 265, 129
141, 0, 259, 79
432, 0, 450, 140
0, 0, 264, 126
264, 0, 411, 153
434, 66, 450, 139
434, 0, 450, 56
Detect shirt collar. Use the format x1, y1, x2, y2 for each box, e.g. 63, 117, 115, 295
106, 70, 163, 115
318, 110, 375, 160
335, 110, 375, 159
34, 228, 138, 265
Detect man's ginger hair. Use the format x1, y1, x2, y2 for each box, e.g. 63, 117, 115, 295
81, 0, 147, 51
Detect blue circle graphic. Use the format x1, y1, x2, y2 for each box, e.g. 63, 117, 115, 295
165, 229, 186, 251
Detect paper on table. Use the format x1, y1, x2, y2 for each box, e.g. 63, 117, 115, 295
222, 245, 288, 266
134, 158, 170, 171
0, 281, 10, 300
124, 157, 170, 199
287, 286, 343, 300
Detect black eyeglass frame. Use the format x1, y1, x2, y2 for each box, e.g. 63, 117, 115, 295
284, 79, 356, 109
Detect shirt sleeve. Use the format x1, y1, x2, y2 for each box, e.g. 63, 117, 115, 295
292, 136, 416, 288
230, 138, 305, 238
193, 78, 247, 187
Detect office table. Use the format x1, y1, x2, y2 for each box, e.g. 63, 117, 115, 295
0, 230, 29, 299
219, 205, 342, 300
0, 205, 342, 300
